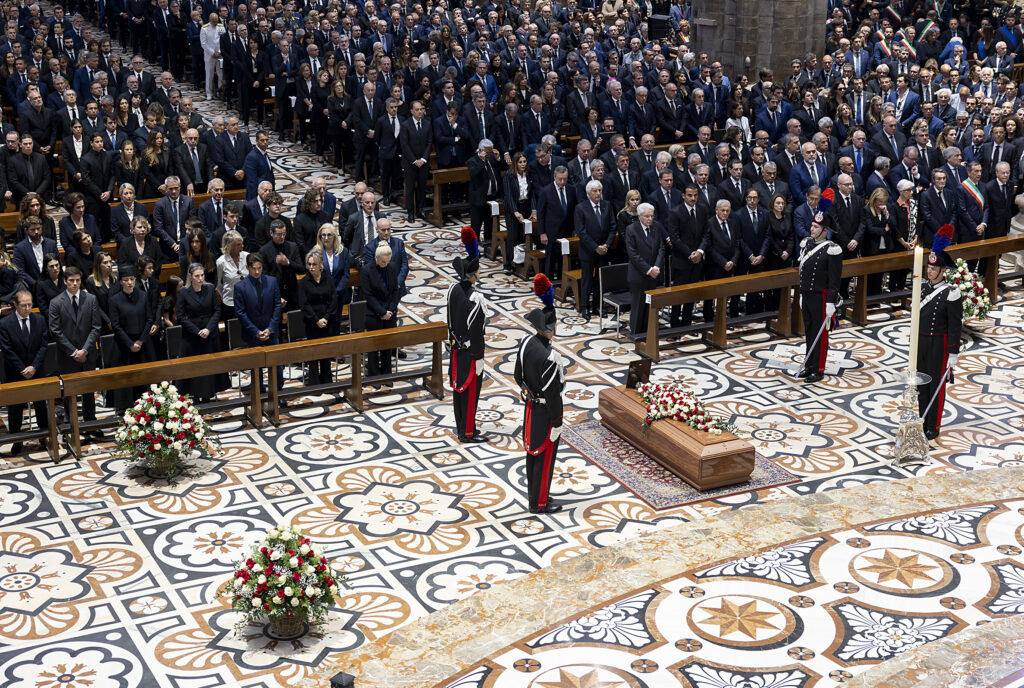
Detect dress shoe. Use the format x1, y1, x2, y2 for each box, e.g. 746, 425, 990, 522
85, 429, 105, 440
580, 308, 591, 321
925, 429, 939, 440
278, 399, 289, 409
804, 372, 824, 383
503, 266, 514, 275
529, 503, 562, 514
397, 350, 408, 360
463, 433, 489, 443
382, 195, 391, 206
407, 213, 415, 222
796, 368, 812, 379
7, 442, 23, 456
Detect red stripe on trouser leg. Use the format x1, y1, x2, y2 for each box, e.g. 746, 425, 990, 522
818, 292, 828, 373
935, 336, 949, 431
536, 437, 555, 509
449, 350, 457, 389
464, 366, 478, 437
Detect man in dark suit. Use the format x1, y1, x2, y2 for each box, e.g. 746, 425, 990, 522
152, 176, 197, 259
625, 203, 665, 336
980, 125, 1016, 183
735, 188, 771, 313
17, 90, 57, 155
957, 161, 989, 248
48, 267, 102, 432
233, 253, 285, 399
685, 87, 714, 139
627, 88, 657, 148
12, 217, 57, 288
573, 180, 614, 320
0, 290, 49, 454
919, 169, 957, 248
706, 199, 742, 319
606, 152, 639, 211
790, 142, 829, 206
466, 140, 503, 246
654, 82, 687, 144
463, 92, 496, 154
493, 102, 522, 161
100, 116, 127, 158
566, 139, 594, 186
828, 174, 865, 298
753, 162, 790, 209
528, 143, 563, 192
838, 129, 875, 178
243, 130, 275, 199
197, 178, 228, 239
986, 162, 1014, 240
399, 100, 433, 221
870, 116, 907, 166
520, 95, 553, 149
651, 168, 682, 223
8, 134, 51, 205
216, 116, 252, 190
375, 97, 403, 207
536, 167, 577, 281
346, 81, 379, 183
666, 187, 710, 326
717, 160, 750, 212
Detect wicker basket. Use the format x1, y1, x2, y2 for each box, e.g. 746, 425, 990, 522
269, 613, 305, 637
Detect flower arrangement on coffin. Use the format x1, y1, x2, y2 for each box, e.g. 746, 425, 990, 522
220, 524, 350, 636
636, 382, 732, 435
114, 382, 220, 483
944, 257, 992, 321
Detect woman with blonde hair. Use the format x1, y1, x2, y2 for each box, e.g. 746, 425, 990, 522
298, 248, 339, 384
316, 223, 352, 312
860, 187, 893, 296
215, 229, 248, 322
614, 189, 642, 263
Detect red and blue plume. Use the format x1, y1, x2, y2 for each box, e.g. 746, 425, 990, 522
932, 223, 954, 256
461, 226, 479, 258
533, 273, 555, 308
818, 187, 834, 213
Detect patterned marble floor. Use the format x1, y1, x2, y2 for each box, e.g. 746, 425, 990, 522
3, 28, 1024, 688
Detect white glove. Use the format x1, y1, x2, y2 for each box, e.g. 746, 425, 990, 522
475, 359, 484, 376
825, 303, 836, 318
549, 426, 562, 442
948, 354, 958, 368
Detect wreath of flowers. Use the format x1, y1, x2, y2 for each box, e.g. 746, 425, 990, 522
219, 524, 350, 631
113, 382, 220, 483
945, 257, 992, 321
636, 382, 731, 435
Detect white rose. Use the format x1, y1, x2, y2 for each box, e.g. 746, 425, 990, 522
256, 575, 266, 584
168, 411, 177, 419
305, 585, 316, 597
278, 574, 287, 584
270, 550, 281, 561
252, 597, 261, 606
273, 596, 282, 604
153, 422, 164, 432
288, 557, 298, 568
290, 598, 300, 607
161, 381, 169, 389
153, 443, 161, 450
234, 577, 244, 588
329, 585, 338, 594
253, 563, 263, 573
196, 430, 204, 440
300, 544, 310, 555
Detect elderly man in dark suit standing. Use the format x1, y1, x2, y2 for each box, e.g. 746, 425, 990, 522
706, 199, 742, 320
625, 202, 666, 336
400, 99, 433, 221
573, 179, 614, 321
152, 176, 197, 260
466, 139, 503, 246
48, 267, 103, 438
0, 290, 49, 454
536, 165, 576, 281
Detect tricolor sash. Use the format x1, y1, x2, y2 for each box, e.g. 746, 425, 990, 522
961, 179, 985, 209
999, 25, 1020, 52
886, 5, 902, 23
876, 38, 892, 57
917, 20, 936, 43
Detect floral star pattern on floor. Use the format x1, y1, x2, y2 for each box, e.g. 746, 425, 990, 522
2, 11, 1024, 686
441, 499, 1024, 688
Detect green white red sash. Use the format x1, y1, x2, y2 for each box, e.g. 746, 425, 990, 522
961, 179, 985, 209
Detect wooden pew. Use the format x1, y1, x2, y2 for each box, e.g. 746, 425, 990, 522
428, 167, 471, 227
59, 349, 268, 458
522, 219, 544, 278
0, 378, 62, 462
262, 321, 447, 423
558, 236, 580, 308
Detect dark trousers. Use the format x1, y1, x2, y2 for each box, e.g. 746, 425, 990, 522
351, 138, 377, 182
379, 155, 401, 200
543, 234, 563, 280
276, 94, 294, 135
469, 202, 491, 243
917, 334, 950, 434
403, 161, 428, 215
190, 50, 204, 88
744, 265, 765, 314
331, 132, 349, 168
365, 316, 396, 376
64, 392, 96, 422
706, 266, 741, 319
524, 400, 559, 510
579, 257, 603, 313
253, 332, 285, 392
801, 289, 829, 373
451, 354, 482, 439
505, 198, 530, 269
6, 401, 48, 434
240, 86, 265, 127
629, 282, 649, 335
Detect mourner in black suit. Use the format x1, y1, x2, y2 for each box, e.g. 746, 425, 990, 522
399, 101, 434, 220
705, 201, 742, 319
374, 100, 403, 207
625, 204, 665, 336
0, 291, 49, 453
466, 142, 503, 245
360, 243, 402, 377
535, 169, 576, 280
48, 268, 102, 432
573, 181, 614, 319
108, 267, 157, 410
666, 189, 710, 326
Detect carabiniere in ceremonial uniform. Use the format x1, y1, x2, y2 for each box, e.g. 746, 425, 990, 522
917, 250, 961, 440
446, 242, 488, 443
514, 277, 565, 514
797, 211, 843, 383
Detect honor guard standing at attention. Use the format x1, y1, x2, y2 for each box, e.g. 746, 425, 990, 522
447, 228, 489, 443
917, 226, 962, 440
798, 211, 843, 383
514, 275, 566, 514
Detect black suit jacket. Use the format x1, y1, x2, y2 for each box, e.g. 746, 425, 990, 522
8, 153, 51, 202
573, 199, 614, 261
536, 182, 577, 241
666, 203, 710, 272
705, 216, 740, 273
173, 143, 214, 188
0, 312, 48, 381
466, 154, 502, 206
734, 206, 771, 263
625, 220, 666, 284
985, 178, 1014, 238
717, 177, 750, 211
399, 117, 433, 167
374, 111, 402, 159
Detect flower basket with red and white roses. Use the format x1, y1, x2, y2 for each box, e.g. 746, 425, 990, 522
945, 257, 992, 321
636, 382, 732, 435
219, 524, 350, 635
114, 382, 219, 483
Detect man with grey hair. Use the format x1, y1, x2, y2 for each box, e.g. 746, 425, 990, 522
941, 145, 965, 185
706, 199, 741, 319
537, 164, 576, 280
625, 201, 665, 335
467, 138, 502, 245
573, 177, 614, 319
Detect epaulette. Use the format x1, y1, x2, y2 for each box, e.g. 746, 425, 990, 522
827, 243, 843, 255
948, 287, 961, 300
799, 237, 809, 249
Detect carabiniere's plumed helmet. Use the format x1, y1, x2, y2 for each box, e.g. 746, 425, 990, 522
929, 224, 956, 269
453, 226, 480, 280
525, 307, 557, 333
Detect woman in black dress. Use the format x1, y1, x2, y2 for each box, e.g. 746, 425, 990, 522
238, 36, 266, 129
295, 62, 315, 145
328, 76, 352, 170
141, 131, 171, 198
162, 275, 183, 330
298, 248, 339, 385
117, 216, 163, 280
311, 69, 332, 163
85, 251, 117, 333
58, 192, 102, 251
859, 187, 894, 296
176, 263, 229, 402
614, 190, 641, 265
108, 267, 157, 411
66, 229, 99, 276
34, 254, 64, 320
180, 226, 216, 285
113, 139, 144, 193
765, 193, 794, 310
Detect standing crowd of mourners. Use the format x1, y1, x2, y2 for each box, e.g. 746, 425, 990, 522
2, 0, 1023, 453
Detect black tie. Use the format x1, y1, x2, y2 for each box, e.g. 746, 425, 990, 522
72, 294, 79, 314
216, 201, 222, 228
255, 278, 262, 304
721, 221, 730, 240
21, 318, 28, 338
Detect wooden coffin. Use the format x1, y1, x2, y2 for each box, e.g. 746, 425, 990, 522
598, 385, 755, 490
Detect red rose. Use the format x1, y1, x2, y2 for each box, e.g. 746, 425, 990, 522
293, 571, 301, 581
263, 603, 271, 611
260, 547, 268, 555
277, 591, 285, 598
